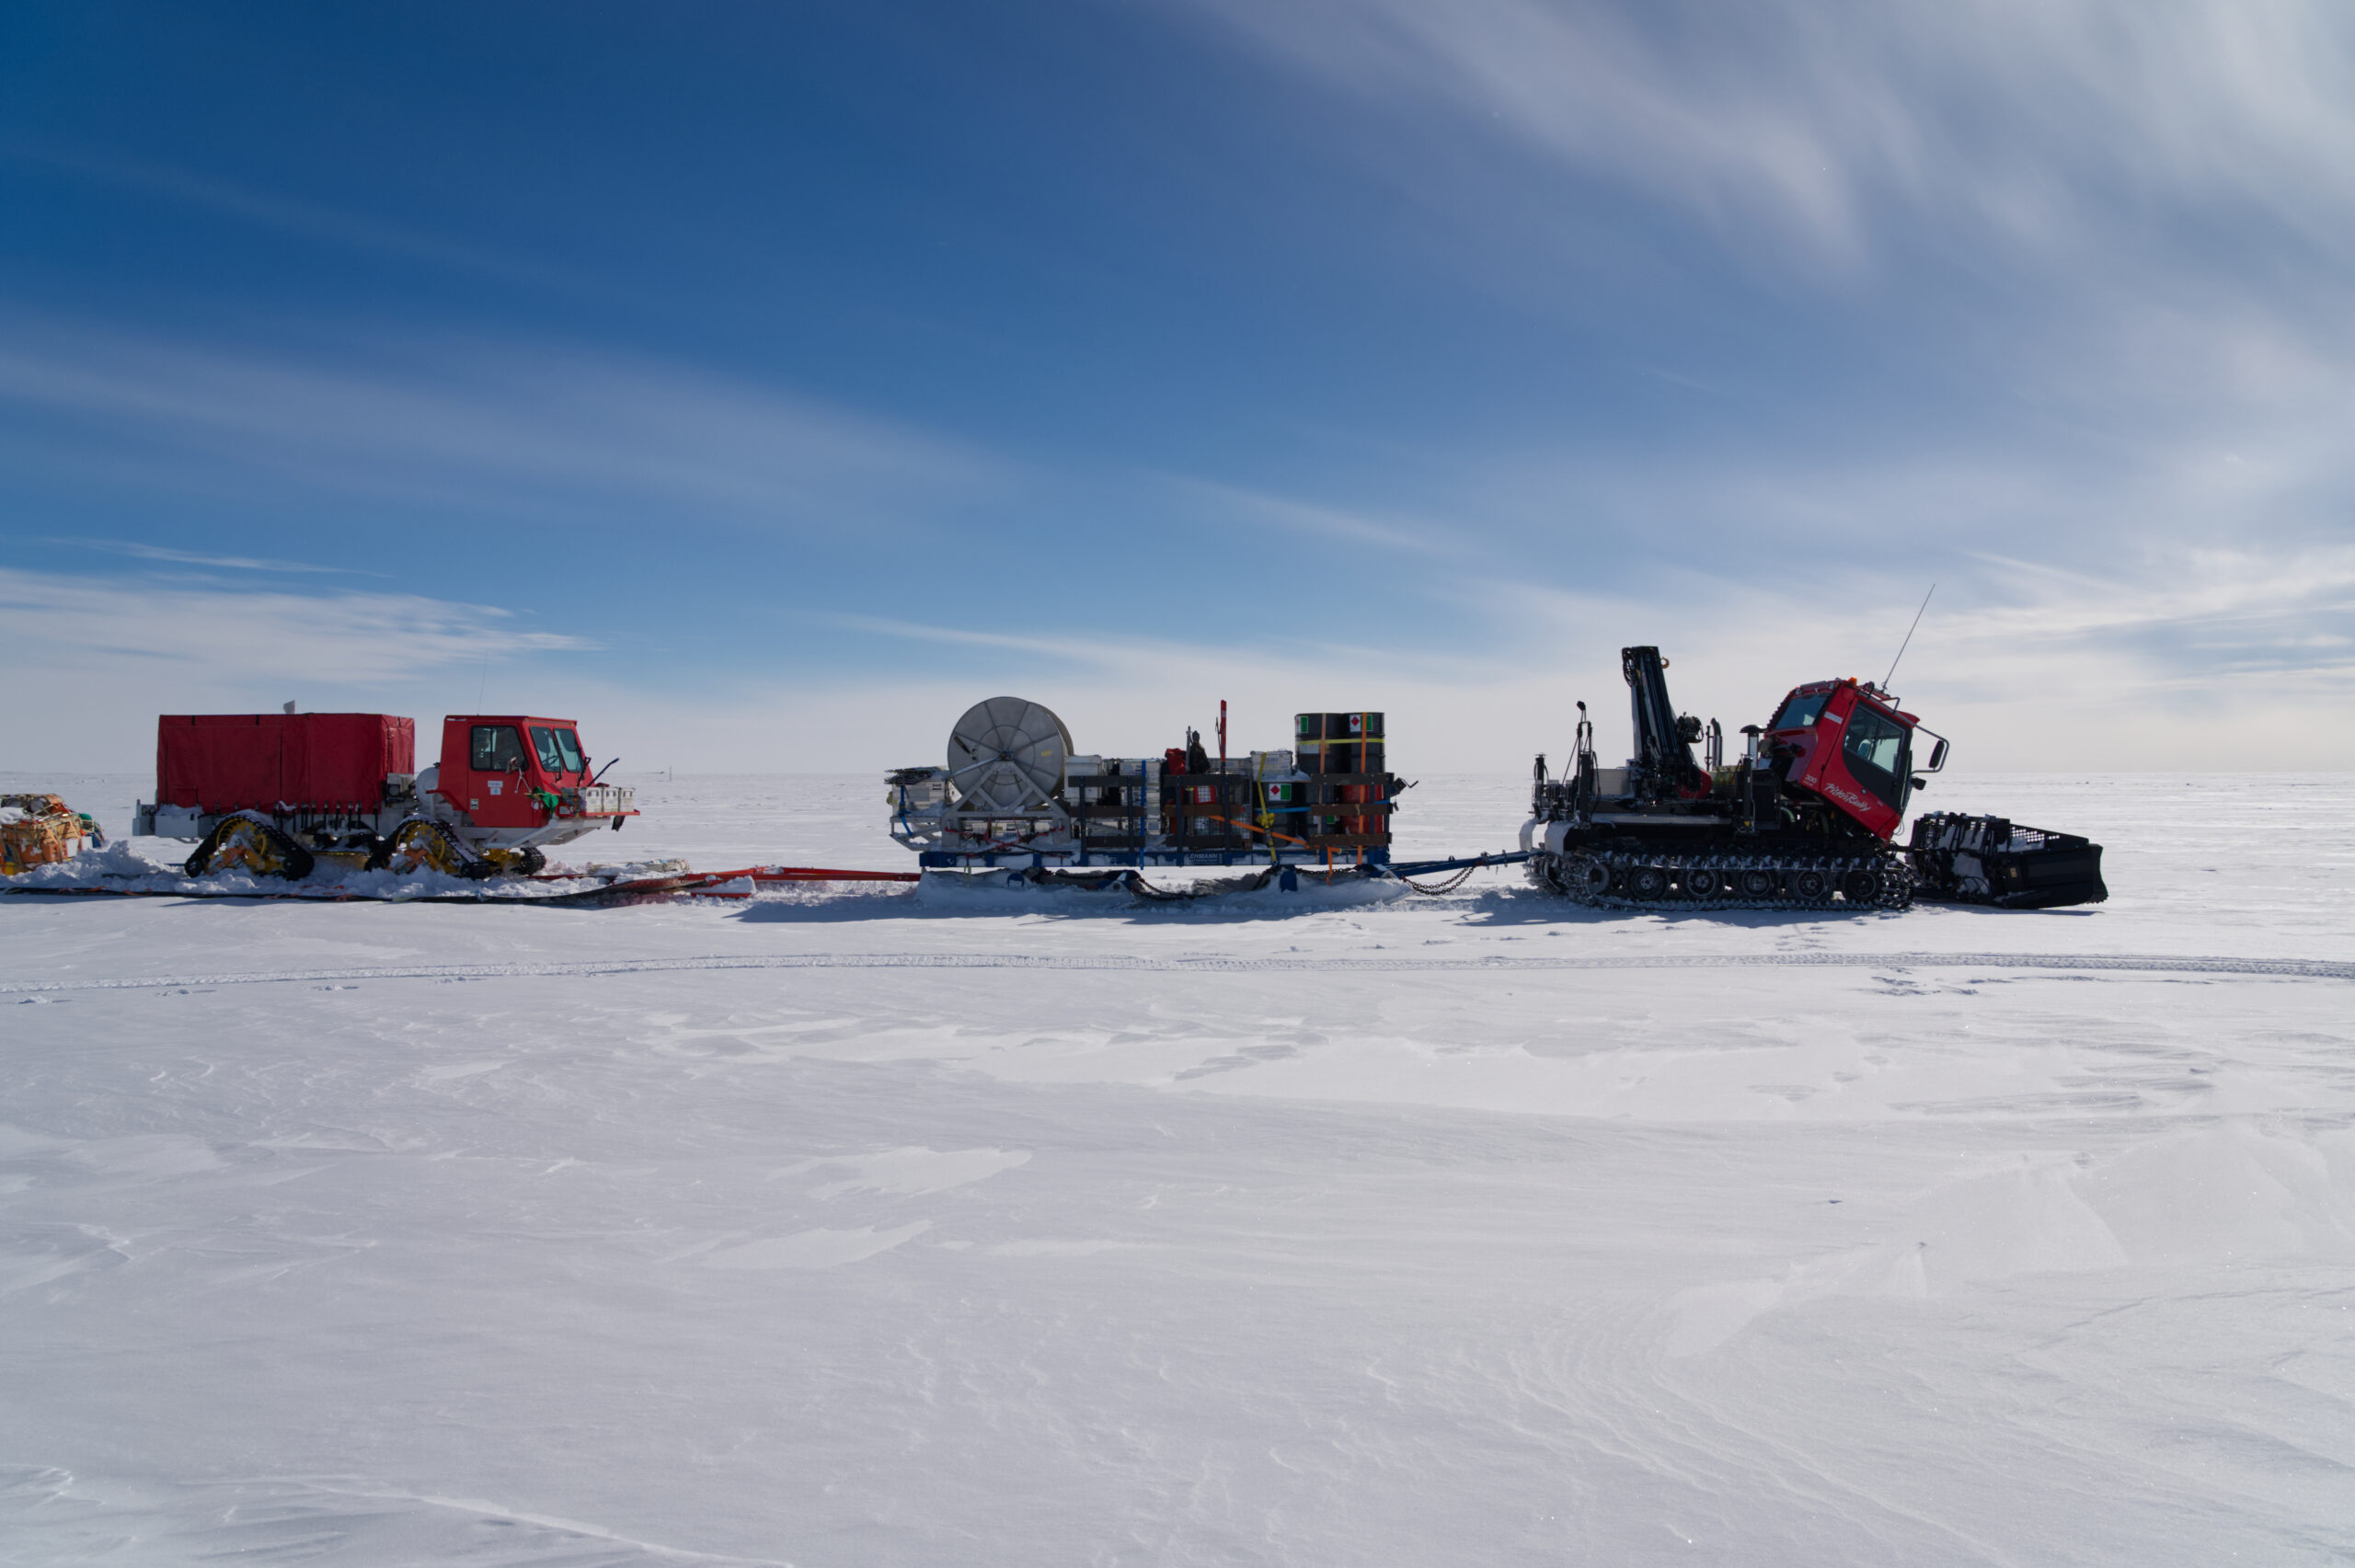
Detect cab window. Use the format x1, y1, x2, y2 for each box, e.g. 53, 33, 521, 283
1769, 692, 1831, 730
1841, 707, 1911, 807
470, 725, 526, 772
530, 726, 583, 774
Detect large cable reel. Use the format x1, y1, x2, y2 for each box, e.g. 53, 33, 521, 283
947, 696, 1073, 812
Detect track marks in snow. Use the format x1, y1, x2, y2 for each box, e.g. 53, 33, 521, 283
5, 948, 2350, 995
1655, 1125, 2355, 1360
0, 1226, 129, 1296
0, 1466, 797, 1566
672, 1148, 1037, 1271
701, 1222, 930, 1270
801, 1146, 1030, 1198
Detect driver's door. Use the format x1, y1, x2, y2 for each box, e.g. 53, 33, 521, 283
458, 723, 541, 828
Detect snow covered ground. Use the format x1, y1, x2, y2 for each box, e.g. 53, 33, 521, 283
2, 772, 2350, 1564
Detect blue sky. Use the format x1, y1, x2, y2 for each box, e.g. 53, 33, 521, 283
6, 1, 2351, 772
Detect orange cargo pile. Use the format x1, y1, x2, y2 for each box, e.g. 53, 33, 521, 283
0, 794, 103, 876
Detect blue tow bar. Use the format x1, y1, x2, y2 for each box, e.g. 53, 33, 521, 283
1378, 851, 1531, 878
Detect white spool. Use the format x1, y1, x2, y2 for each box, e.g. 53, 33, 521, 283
946, 696, 1074, 812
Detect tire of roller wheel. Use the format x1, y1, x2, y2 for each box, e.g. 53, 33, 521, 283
275, 827, 316, 881
183, 813, 246, 876
185, 811, 314, 881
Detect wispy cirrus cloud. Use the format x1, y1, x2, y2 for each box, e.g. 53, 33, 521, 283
1161, 476, 1453, 555
0, 315, 1010, 528
0, 567, 587, 687
1186, 0, 2355, 269
59, 539, 364, 575
3, 144, 573, 290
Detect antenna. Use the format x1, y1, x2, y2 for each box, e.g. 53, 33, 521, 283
1882, 583, 1936, 691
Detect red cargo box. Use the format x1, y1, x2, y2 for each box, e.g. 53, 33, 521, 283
157, 714, 415, 812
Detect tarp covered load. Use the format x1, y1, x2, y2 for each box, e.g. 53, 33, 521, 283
157, 713, 416, 813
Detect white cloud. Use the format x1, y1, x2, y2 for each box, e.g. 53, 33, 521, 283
0, 567, 584, 685
11, 546, 2347, 773
1160, 476, 1454, 555
61, 539, 362, 575
3, 145, 569, 291
0, 567, 604, 768
1188, 0, 2355, 269
0, 317, 1007, 526
1478, 537, 2355, 772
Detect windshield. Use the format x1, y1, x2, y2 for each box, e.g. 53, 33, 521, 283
1769, 692, 1831, 730
1841, 706, 1911, 808
531, 726, 583, 774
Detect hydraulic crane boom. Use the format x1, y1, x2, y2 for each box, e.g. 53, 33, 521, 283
1621, 646, 1708, 798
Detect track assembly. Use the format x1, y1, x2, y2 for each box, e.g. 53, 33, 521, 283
1530, 849, 1913, 911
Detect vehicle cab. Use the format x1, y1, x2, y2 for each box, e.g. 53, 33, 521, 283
1763, 679, 1946, 839
430, 715, 637, 842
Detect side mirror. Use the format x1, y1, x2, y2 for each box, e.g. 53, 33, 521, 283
1911, 776, 1928, 791
1927, 738, 1949, 771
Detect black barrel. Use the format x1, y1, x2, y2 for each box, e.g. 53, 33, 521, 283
1295, 713, 1325, 743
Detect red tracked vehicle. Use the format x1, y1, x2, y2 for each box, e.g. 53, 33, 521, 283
134, 711, 637, 880
1523, 647, 1943, 909
1522, 646, 2105, 910
1523, 646, 1933, 910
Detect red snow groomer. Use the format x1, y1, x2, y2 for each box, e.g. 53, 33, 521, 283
134, 711, 637, 879
1523, 646, 2105, 910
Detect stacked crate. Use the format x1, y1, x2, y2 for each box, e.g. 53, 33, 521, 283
1249, 750, 1308, 848
1292, 713, 1389, 853
1064, 756, 1161, 854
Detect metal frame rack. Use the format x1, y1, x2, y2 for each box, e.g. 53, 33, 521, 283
886, 703, 1397, 870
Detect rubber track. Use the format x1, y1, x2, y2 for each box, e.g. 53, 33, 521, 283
1533, 849, 1913, 911
2, 949, 2347, 995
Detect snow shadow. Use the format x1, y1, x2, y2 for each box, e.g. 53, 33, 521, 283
1442, 883, 1913, 930
730, 874, 1409, 925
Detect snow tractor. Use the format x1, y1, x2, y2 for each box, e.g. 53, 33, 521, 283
1523, 647, 2105, 910
134, 711, 637, 879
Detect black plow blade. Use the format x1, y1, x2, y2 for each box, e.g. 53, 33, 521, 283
1907, 812, 2108, 910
